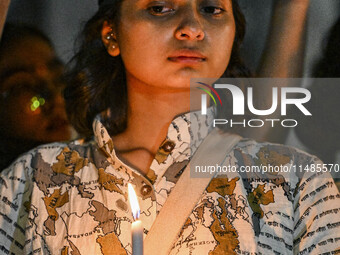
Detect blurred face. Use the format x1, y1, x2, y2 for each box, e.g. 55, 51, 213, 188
0, 37, 71, 142
112, 0, 235, 89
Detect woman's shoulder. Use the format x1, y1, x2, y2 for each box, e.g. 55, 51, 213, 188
229, 138, 336, 195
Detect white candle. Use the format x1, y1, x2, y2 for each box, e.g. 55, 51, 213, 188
131, 220, 143, 255
128, 183, 144, 255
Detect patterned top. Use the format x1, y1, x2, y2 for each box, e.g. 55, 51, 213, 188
0, 110, 339, 255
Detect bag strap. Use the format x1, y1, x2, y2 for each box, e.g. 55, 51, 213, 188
144, 128, 242, 255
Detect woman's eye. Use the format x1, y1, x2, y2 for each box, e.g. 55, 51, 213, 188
148, 6, 174, 15
202, 6, 225, 15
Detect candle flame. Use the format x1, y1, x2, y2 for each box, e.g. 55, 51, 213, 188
128, 183, 140, 220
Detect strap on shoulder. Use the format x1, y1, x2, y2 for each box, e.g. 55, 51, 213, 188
144, 128, 242, 255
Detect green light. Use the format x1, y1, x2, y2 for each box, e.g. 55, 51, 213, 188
39, 98, 45, 105
33, 100, 40, 108
30, 96, 46, 112
30, 96, 43, 112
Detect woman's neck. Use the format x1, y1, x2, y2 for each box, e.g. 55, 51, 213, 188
113, 80, 192, 154
111, 76, 203, 175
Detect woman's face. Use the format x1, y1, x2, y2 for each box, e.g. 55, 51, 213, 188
114, 0, 235, 89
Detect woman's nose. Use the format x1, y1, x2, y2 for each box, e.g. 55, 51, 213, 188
174, 9, 205, 41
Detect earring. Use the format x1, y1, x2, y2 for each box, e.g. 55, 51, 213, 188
105, 33, 115, 41
105, 31, 116, 49
103, 28, 119, 56
106, 32, 115, 41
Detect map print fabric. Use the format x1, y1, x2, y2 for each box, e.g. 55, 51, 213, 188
0, 109, 339, 255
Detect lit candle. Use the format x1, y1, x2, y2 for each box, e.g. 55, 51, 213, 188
128, 183, 144, 255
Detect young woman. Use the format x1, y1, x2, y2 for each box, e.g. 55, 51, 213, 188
0, 0, 338, 254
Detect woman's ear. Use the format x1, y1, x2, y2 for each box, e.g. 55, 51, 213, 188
101, 21, 120, 57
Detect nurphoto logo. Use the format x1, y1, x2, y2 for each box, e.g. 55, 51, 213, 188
198, 81, 312, 128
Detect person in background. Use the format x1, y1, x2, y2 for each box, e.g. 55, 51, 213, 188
0, 23, 72, 171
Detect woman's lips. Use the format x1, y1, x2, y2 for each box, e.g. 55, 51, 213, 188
168, 56, 205, 63
168, 50, 207, 63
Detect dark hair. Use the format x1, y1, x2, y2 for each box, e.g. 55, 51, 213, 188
65, 0, 249, 138
0, 23, 53, 55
